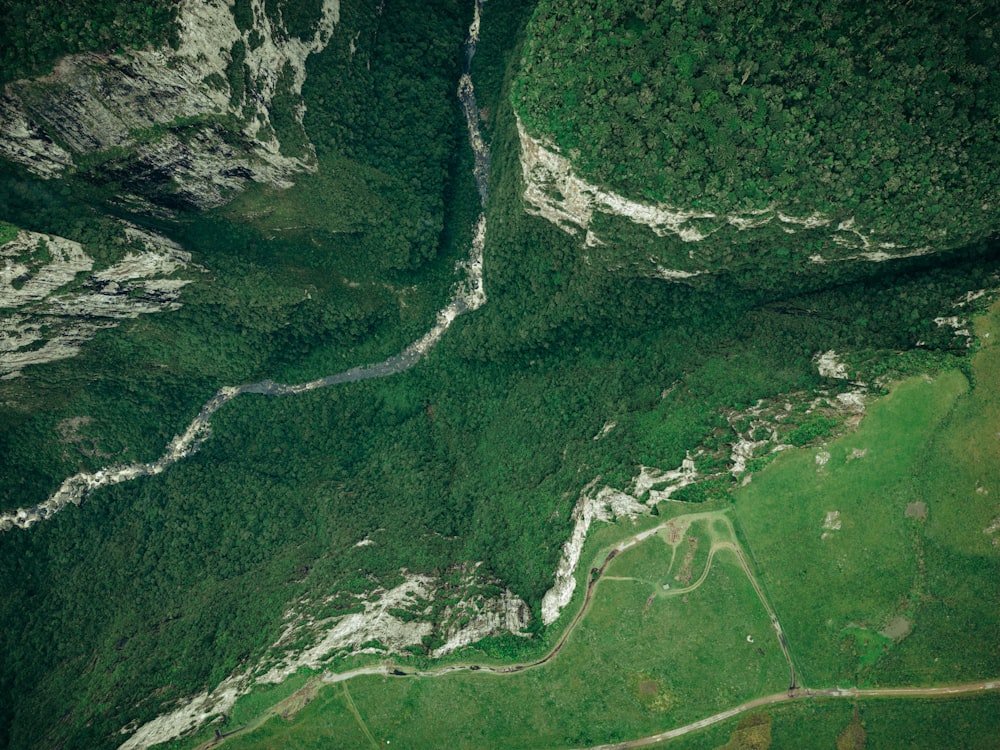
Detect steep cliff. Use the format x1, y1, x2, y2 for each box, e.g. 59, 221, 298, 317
0, 0, 339, 210
0, 225, 194, 377
512, 0, 1000, 287
1, 2, 999, 749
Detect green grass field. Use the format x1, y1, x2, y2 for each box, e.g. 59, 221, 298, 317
735, 302, 1000, 689
735, 370, 968, 685
186, 512, 787, 750
648, 693, 1000, 749
868, 305, 1000, 686
922, 307, 1000, 558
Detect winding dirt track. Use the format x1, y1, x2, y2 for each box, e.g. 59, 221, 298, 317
579, 680, 1000, 749
723, 539, 798, 690
357, 513, 791, 682
204, 511, 999, 750
372, 516, 998, 750
393, 527, 625, 678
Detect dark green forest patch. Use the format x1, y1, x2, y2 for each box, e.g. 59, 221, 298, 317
1, 1, 1000, 749
513, 0, 1000, 278
0, 0, 179, 86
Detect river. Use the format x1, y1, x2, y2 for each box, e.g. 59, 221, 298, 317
0, 0, 491, 533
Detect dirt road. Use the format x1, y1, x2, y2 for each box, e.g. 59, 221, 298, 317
580, 680, 1000, 749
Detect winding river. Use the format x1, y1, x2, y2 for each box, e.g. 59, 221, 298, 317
0, 0, 490, 533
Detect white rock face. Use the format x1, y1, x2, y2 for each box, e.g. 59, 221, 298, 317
540, 457, 698, 625
0, 99, 74, 178
119, 568, 530, 750
654, 266, 704, 281
430, 586, 529, 657
815, 350, 850, 380
820, 510, 842, 540
516, 114, 925, 262
258, 569, 529, 682
730, 432, 774, 476
517, 115, 715, 243
117, 675, 245, 750
0, 0, 340, 209
0, 228, 192, 380
836, 390, 867, 412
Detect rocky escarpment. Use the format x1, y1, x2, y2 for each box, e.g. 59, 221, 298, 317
0, 226, 194, 379
517, 114, 937, 281
512, 0, 999, 287
540, 461, 698, 625
0, 0, 339, 210
119, 566, 530, 750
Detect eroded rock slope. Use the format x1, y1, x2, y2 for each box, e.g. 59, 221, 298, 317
0, 0, 339, 210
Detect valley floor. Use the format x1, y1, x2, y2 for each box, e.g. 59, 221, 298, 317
169, 302, 1000, 750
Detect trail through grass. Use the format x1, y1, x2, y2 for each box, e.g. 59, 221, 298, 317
194, 513, 788, 750
735, 301, 1000, 687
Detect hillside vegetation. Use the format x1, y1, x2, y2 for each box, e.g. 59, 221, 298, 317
1, 1, 1000, 748
514, 0, 999, 269
0, 0, 179, 85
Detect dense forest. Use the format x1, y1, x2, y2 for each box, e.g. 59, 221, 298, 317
0, 0, 999, 748
514, 0, 1000, 267
0, 0, 179, 85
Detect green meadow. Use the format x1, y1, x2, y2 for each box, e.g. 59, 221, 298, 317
181, 513, 788, 750
652, 694, 1000, 749
734, 302, 1000, 689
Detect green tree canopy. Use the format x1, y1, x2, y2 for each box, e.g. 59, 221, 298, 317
514, 0, 1000, 252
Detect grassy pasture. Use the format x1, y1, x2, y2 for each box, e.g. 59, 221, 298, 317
735, 301, 1000, 689
870, 304, 1000, 685
734, 370, 969, 686
196, 514, 787, 750
645, 693, 1000, 749
921, 303, 1000, 557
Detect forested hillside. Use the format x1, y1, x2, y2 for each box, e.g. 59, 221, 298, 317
513, 0, 999, 282
0, 0, 179, 86
0, 1, 481, 745
0, 1, 999, 749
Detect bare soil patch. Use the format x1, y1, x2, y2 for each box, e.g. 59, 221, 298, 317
673, 536, 699, 586
880, 616, 912, 641
905, 501, 928, 521
278, 678, 320, 720
821, 510, 841, 540
659, 517, 691, 546
642, 592, 655, 617
717, 712, 772, 750
836, 712, 868, 750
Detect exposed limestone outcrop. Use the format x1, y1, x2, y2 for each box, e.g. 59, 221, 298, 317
518, 115, 715, 244
118, 568, 530, 750
0, 227, 193, 380
516, 114, 928, 274
261, 567, 530, 685
0, 99, 74, 178
815, 350, 850, 380
430, 585, 528, 657
540, 458, 698, 625
0, 0, 340, 210
725, 385, 871, 484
